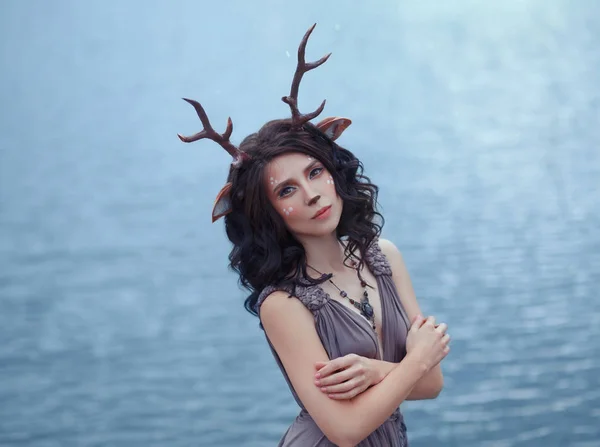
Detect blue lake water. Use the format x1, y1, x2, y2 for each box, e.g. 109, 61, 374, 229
1, 1, 599, 446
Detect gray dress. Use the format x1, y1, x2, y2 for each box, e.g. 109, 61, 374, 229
256, 240, 411, 446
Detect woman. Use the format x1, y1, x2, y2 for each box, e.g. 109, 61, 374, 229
179, 24, 450, 447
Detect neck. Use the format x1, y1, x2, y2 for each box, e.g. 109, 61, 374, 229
296, 232, 351, 276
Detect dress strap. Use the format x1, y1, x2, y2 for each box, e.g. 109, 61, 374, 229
255, 282, 328, 315
364, 238, 393, 276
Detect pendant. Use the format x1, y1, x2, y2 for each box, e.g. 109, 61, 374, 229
360, 301, 374, 320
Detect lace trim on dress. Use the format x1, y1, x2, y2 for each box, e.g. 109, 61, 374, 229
363, 238, 393, 277
255, 282, 329, 314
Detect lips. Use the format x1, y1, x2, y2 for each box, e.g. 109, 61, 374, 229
312, 205, 331, 219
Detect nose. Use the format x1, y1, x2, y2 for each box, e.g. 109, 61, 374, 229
307, 194, 321, 206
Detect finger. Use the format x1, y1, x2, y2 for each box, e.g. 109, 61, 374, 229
443, 345, 450, 355
328, 385, 367, 400
435, 323, 448, 334
328, 388, 360, 400
315, 354, 357, 378
321, 377, 361, 394
410, 314, 425, 331
441, 334, 451, 345
424, 316, 436, 327
314, 361, 329, 371
315, 361, 334, 378
318, 367, 356, 387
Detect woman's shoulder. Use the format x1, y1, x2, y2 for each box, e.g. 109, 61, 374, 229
255, 284, 292, 315
376, 238, 402, 259
258, 288, 298, 319
257, 286, 317, 333
377, 238, 407, 270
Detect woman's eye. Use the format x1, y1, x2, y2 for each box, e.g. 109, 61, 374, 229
310, 167, 323, 178
279, 186, 294, 198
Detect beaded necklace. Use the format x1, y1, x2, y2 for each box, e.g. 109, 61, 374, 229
308, 261, 376, 329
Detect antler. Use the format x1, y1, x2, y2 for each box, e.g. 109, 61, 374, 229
177, 98, 250, 167
282, 24, 331, 129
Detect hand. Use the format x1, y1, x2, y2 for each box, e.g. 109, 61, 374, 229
314, 354, 384, 400
408, 315, 450, 372
407, 314, 447, 353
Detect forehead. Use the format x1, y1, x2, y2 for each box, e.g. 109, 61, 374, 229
264, 152, 314, 179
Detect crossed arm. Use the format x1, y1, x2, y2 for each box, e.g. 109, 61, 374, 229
261, 291, 430, 447
260, 239, 445, 446
313, 239, 444, 401
378, 360, 443, 400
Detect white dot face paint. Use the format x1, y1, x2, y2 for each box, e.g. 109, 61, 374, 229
282, 206, 294, 216
270, 177, 277, 186
326, 175, 334, 185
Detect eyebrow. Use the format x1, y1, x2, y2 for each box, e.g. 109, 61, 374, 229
272, 159, 320, 194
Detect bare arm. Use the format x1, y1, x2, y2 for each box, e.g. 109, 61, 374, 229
260, 292, 430, 447
371, 359, 442, 400
378, 238, 445, 399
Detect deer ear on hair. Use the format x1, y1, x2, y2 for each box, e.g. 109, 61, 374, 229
316, 116, 352, 141
212, 182, 233, 222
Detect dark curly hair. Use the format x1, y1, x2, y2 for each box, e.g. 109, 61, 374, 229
223, 119, 385, 316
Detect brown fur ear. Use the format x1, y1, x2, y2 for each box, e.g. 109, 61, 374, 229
212, 182, 233, 222
316, 117, 352, 141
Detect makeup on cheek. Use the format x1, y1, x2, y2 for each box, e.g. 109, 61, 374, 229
282, 206, 294, 216
326, 175, 334, 185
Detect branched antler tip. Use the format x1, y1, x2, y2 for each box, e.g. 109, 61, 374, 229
178, 98, 244, 162
224, 117, 233, 139
315, 99, 326, 112
284, 23, 331, 128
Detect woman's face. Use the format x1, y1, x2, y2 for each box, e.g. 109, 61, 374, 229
264, 152, 342, 237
